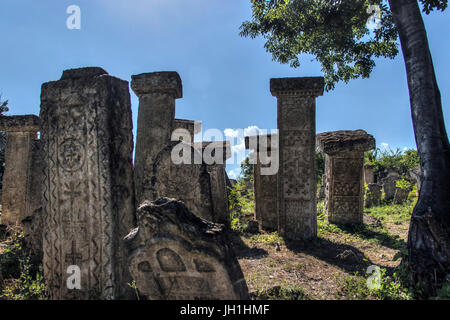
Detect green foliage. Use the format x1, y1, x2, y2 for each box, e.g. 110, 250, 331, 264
315, 151, 325, 182
240, 0, 446, 90
365, 147, 420, 177
0, 232, 47, 300
240, 156, 254, 183
228, 180, 255, 232
396, 178, 412, 191
250, 232, 283, 247
336, 267, 413, 300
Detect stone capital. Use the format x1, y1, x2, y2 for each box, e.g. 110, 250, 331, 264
173, 118, 202, 134
60, 67, 108, 80
316, 130, 375, 155
270, 77, 325, 98
194, 141, 232, 161
131, 72, 182, 98
0, 115, 40, 132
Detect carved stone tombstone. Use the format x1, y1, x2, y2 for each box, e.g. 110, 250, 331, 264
365, 183, 382, 208
245, 134, 279, 231
317, 130, 375, 224
393, 187, 409, 204
40, 67, 136, 299
0, 115, 41, 227
194, 141, 232, 226
381, 175, 399, 201
271, 77, 324, 239
149, 141, 215, 222
364, 165, 375, 184
132, 72, 182, 204
124, 198, 249, 300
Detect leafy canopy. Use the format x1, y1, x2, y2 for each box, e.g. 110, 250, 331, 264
240, 0, 448, 90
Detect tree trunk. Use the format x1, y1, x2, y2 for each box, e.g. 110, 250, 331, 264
388, 0, 450, 297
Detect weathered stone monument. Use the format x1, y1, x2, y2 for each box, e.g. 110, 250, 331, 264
364, 165, 375, 185
245, 134, 279, 231
365, 183, 382, 208
124, 198, 249, 300
393, 187, 409, 204
381, 174, 399, 201
148, 141, 215, 222
131, 72, 182, 204
271, 77, 324, 239
194, 141, 232, 226
317, 130, 375, 224
40, 67, 136, 299
0, 115, 41, 227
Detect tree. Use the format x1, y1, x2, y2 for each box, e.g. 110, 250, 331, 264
240, 0, 449, 296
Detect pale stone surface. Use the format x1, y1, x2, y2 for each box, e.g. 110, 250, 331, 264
40, 67, 136, 299
365, 183, 382, 208
381, 175, 399, 201
132, 72, 182, 204
317, 130, 375, 224
0, 115, 40, 227
271, 77, 324, 239
124, 198, 249, 300
148, 141, 215, 222
245, 134, 278, 231
364, 165, 375, 185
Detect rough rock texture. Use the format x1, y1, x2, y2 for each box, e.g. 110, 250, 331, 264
317, 130, 375, 225
132, 72, 182, 205
0, 117, 41, 227
0, 115, 40, 132
381, 175, 399, 201
193, 141, 231, 226
172, 118, 202, 142
393, 188, 409, 205
364, 165, 375, 184
365, 183, 382, 208
245, 134, 279, 231
124, 198, 249, 300
40, 67, 136, 300
148, 141, 215, 223
316, 130, 376, 155
271, 77, 324, 239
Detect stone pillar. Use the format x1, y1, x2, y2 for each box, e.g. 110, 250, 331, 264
131, 72, 182, 204
194, 141, 231, 226
0, 115, 40, 227
40, 67, 136, 300
173, 118, 202, 142
270, 77, 324, 240
245, 134, 279, 231
317, 130, 375, 224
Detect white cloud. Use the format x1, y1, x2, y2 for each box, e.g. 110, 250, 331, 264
224, 128, 239, 138
227, 168, 240, 180
380, 142, 389, 149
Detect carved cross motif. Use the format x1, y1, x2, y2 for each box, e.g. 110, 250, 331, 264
63, 181, 83, 222
65, 240, 82, 265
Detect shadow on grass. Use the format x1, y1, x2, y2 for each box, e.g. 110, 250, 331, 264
228, 230, 269, 260
336, 223, 406, 251
284, 237, 373, 274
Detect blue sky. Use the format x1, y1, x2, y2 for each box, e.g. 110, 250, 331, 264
0, 0, 449, 179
